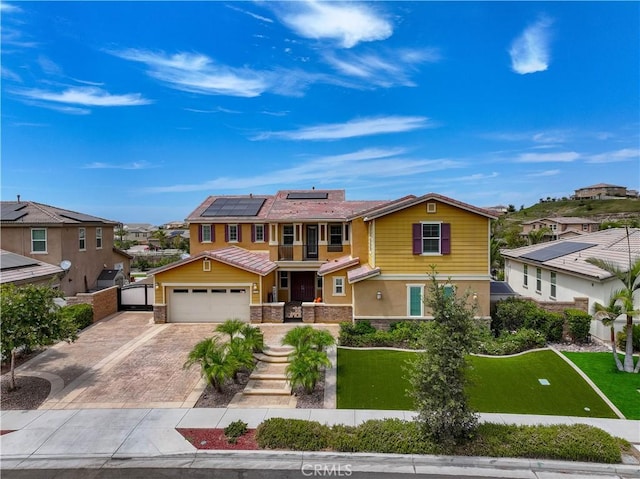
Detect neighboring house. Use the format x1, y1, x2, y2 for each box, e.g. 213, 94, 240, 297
521, 217, 599, 241
119, 223, 157, 244
502, 228, 640, 341
0, 249, 64, 288
0, 200, 129, 296
151, 190, 497, 324
574, 183, 627, 200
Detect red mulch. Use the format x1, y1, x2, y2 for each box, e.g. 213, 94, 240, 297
176, 428, 259, 450
1, 430, 15, 436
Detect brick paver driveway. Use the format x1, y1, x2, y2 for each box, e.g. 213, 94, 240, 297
14, 312, 215, 409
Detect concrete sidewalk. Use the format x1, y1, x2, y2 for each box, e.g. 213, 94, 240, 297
1, 408, 639, 478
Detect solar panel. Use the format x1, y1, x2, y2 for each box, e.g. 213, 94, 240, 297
202, 198, 266, 217
521, 242, 596, 262
58, 211, 102, 222
0, 251, 38, 270
1, 203, 27, 221
490, 281, 516, 295
287, 192, 328, 200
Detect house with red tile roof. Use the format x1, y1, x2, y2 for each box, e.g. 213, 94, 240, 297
151, 190, 497, 324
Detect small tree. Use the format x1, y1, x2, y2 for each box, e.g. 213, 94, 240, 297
408, 273, 478, 448
282, 326, 335, 394
0, 284, 78, 390
183, 337, 237, 393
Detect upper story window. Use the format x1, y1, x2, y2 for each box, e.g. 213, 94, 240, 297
536, 267, 542, 293
79, 228, 86, 251
31, 228, 47, 253
343, 224, 350, 242
582, 224, 589, 231
96, 227, 103, 249
412, 223, 451, 255
523, 264, 528, 287
329, 224, 342, 245
201, 224, 212, 243
550, 271, 557, 298
282, 225, 294, 245
254, 224, 265, 242
227, 224, 239, 242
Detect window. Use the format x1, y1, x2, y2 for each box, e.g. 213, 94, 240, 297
523, 264, 528, 287
317, 275, 323, 290
536, 268, 542, 293
442, 284, 455, 298
279, 271, 289, 289
343, 224, 350, 242
550, 271, 557, 298
582, 224, 589, 232
412, 223, 451, 255
333, 276, 345, 296
79, 228, 86, 251
201, 224, 212, 242
254, 224, 265, 242
31, 228, 47, 253
226, 224, 239, 242
96, 227, 103, 249
408, 285, 424, 317
329, 224, 342, 245
283, 225, 294, 245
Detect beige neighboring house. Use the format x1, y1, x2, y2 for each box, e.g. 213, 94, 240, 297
120, 223, 157, 244
0, 200, 129, 296
574, 183, 627, 200
521, 217, 599, 241
0, 249, 64, 288
502, 228, 640, 342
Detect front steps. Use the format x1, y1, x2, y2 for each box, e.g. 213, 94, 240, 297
228, 345, 297, 408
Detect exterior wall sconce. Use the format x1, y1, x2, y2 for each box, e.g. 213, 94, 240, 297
252, 283, 259, 293
376, 291, 382, 300
155, 283, 160, 290
473, 292, 478, 301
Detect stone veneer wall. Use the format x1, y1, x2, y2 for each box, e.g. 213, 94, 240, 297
308, 304, 352, 323
66, 286, 118, 323
251, 303, 285, 323
154, 304, 167, 324
531, 297, 589, 314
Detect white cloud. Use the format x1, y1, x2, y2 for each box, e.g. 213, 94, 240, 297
226, 4, 273, 23
13, 86, 152, 107
586, 148, 639, 164
83, 161, 156, 170
37, 55, 63, 76
324, 47, 440, 87
527, 169, 561, 177
516, 151, 579, 163
143, 147, 463, 193
1, 66, 21, 82
509, 16, 553, 74
279, 1, 392, 48
0, 2, 22, 13
254, 115, 432, 141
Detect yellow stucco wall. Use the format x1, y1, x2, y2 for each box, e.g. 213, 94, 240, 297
372, 200, 490, 275
154, 258, 260, 304
321, 270, 352, 305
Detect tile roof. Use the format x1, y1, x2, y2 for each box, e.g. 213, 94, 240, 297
318, 255, 360, 276
362, 193, 498, 221
1, 201, 118, 225
150, 247, 277, 276
347, 264, 381, 283
501, 228, 640, 280
522, 217, 598, 225
0, 249, 64, 284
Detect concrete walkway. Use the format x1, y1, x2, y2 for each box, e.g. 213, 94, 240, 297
1, 408, 639, 478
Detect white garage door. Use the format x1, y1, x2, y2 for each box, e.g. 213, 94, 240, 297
168, 287, 250, 323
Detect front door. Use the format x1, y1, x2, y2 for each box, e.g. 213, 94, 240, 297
306, 225, 318, 259
291, 271, 316, 302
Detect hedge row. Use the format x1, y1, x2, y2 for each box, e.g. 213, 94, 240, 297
255, 418, 624, 463
59, 304, 93, 330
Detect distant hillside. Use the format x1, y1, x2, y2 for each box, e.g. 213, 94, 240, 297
506, 198, 640, 223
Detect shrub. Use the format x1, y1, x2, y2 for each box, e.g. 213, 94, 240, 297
256, 418, 331, 451
60, 304, 93, 330
492, 298, 540, 333
616, 324, 640, 352
565, 309, 592, 343
224, 420, 248, 444
339, 320, 429, 348
544, 312, 565, 342
350, 419, 438, 455
475, 328, 546, 355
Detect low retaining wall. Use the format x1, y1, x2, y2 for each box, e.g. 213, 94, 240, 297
66, 286, 118, 323
250, 303, 352, 323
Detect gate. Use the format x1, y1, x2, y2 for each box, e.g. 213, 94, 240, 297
118, 283, 154, 311
284, 301, 303, 322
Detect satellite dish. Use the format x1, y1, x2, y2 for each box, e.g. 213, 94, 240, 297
180, 253, 191, 260
60, 260, 72, 271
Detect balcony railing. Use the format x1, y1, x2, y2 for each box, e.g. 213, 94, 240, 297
278, 244, 342, 261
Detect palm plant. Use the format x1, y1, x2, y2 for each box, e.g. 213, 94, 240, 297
226, 337, 256, 383
527, 227, 552, 245
282, 325, 335, 352
587, 254, 640, 373
592, 292, 625, 371
285, 348, 331, 394
183, 337, 237, 392
215, 318, 245, 341
240, 324, 264, 353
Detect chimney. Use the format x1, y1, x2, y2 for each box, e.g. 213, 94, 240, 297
17, 194, 20, 203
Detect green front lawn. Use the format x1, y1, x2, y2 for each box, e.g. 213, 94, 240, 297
562, 352, 640, 419
337, 348, 618, 418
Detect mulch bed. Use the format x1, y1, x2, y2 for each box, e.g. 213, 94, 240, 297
1, 375, 51, 410
177, 428, 259, 450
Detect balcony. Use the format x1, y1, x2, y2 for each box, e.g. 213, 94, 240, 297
278, 244, 343, 261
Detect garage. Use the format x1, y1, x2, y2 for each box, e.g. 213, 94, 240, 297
168, 286, 250, 322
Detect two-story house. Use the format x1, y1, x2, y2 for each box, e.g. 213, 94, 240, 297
521, 217, 599, 241
151, 190, 496, 325
1, 200, 130, 296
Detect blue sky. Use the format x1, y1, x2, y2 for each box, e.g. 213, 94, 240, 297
2, 1, 638, 225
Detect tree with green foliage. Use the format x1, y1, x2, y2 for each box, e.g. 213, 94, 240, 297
527, 226, 552, 245
408, 273, 478, 448
183, 337, 237, 392
0, 284, 78, 390
215, 318, 245, 340
591, 294, 625, 371
588, 233, 640, 373
282, 326, 335, 394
